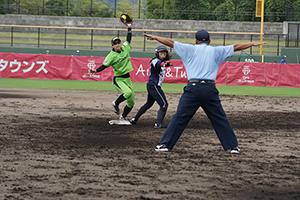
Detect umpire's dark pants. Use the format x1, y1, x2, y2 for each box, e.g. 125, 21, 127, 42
160, 80, 238, 151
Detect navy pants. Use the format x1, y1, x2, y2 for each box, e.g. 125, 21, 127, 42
160, 81, 238, 151
134, 83, 168, 125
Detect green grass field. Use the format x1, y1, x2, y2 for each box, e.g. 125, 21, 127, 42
1, 78, 299, 98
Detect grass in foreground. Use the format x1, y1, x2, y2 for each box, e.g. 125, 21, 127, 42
0, 78, 300, 98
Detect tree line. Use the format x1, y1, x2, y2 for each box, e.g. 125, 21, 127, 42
1, 0, 299, 22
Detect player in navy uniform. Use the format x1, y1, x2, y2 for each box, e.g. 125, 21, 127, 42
143, 30, 266, 154
130, 45, 172, 128
280, 55, 287, 63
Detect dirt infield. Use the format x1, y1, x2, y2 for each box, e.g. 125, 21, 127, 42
0, 88, 299, 200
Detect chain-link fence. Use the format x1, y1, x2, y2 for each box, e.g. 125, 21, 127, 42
1, 1, 300, 22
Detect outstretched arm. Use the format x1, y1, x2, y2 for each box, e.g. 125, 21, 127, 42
234, 42, 266, 52
89, 65, 106, 73
143, 33, 174, 48
126, 26, 132, 44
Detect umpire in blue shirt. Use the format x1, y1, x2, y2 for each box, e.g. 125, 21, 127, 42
143, 30, 266, 154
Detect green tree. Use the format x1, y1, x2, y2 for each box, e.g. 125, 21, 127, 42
293, 0, 300, 7
292, 0, 300, 21
235, 0, 256, 21
117, 0, 135, 17
22, 0, 41, 15
211, 0, 225, 9
214, 0, 236, 21
135, 0, 147, 19
116, 0, 146, 19
45, 0, 65, 15
265, 0, 292, 22
0, 0, 9, 14
70, 0, 113, 17
214, 0, 257, 22
172, 0, 210, 20
145, 0, 175, 19
2, 0, 40, 15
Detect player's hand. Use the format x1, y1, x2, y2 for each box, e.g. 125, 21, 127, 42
164, 61, 172, 67
88, 68, 96, 74
143, 33, 155, 40
252, 42, 267, 46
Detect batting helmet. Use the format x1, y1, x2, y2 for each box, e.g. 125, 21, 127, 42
155, 45, 168, 58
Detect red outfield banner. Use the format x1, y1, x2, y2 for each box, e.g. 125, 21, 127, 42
265, 63, 300, 87
129, 58, 188, 84
0, 53, 72, 80
1, 53, 299, 87
226, 62, 266, 86
224, 62, 300, 87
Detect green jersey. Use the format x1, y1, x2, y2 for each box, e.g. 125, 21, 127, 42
102, 41, 133, 76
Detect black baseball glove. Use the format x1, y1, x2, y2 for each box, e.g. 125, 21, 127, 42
164, 61, 173, 68
120, 14, 133, 27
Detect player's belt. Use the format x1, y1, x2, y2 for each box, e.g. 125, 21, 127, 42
115, 73, 130, 78
189, 79, 215, 84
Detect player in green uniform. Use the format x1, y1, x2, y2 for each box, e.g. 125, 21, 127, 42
89, 24, 134, 121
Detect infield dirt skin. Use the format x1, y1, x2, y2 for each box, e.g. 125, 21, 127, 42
0, 88, 299, 200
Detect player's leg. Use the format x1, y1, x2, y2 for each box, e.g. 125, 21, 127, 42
113, 77, 134, 119
150, 85, 168, 127
158, 84, 200, 150
132, 92, 155, 123
112, 77, 126, 114
112, 94, 126, 114
201, 87, 238, 151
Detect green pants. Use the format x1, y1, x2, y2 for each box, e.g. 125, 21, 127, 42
113, 76, 135, 108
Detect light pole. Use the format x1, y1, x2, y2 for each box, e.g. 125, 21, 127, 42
162, 0, 164, 19
255, 0, 265, 59
138, 0, 140, 18
235, 0, 237, 21
186, 0, 188, 20
66, 0, 68, 16
90, 0, 92, 17
114, 0, 117, 17
259, 0, 264, 56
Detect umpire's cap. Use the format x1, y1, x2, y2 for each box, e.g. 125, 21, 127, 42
111, 37, 121, 45
195, 30, 210, 42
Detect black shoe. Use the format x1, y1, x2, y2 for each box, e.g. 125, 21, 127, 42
118, 115, 131, 125
112, 101, 120, 114
119, 115, 128, 121
154, 122, 168, 128
130, 118, 136, 124
231, 146, 240, 154
155, 143, 169, 152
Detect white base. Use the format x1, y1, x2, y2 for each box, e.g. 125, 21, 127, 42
108, 119, 132, 125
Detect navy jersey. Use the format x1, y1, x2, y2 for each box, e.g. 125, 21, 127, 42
148, 58, 166, 86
